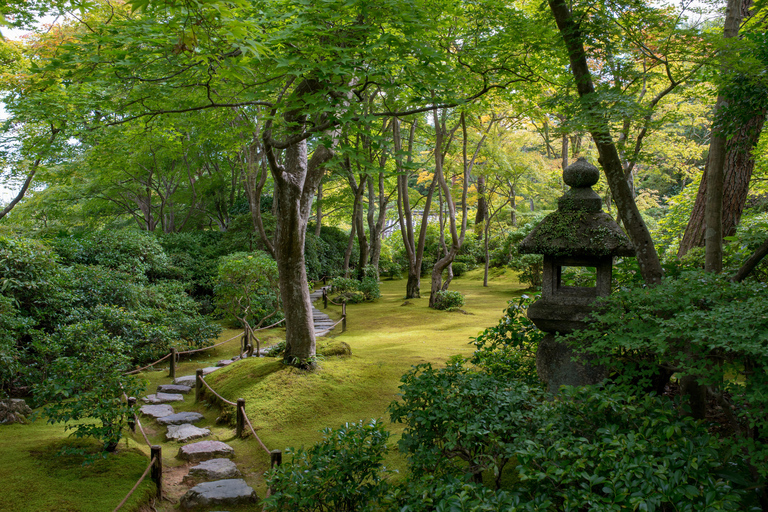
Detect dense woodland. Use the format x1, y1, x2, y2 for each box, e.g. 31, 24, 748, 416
1, 0, 768, 510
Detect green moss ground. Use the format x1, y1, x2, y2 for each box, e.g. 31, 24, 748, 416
1, 269, 525, 511
0, 421, 156, 511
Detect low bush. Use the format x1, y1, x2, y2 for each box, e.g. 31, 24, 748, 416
431, 290, 465, 311
263, 420, 390, 512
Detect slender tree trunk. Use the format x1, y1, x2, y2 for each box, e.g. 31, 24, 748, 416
475, 174, 487, 237
678, 112, 766, 257
343, 218, 357, 278
394, 118, 437, 299
315, 180, 323, 237
548, 0, 663, 285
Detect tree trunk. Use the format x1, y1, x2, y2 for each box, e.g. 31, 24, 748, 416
475, 174, 487, 236
548, 0, 663, 285
394, 117, 436, 299
265, 99, 334, 366
678, 112, 766, 257
315, 179, 323, 237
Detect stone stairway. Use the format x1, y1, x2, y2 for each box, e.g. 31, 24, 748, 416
309, 286, 335, 337
139, 372, 258, 510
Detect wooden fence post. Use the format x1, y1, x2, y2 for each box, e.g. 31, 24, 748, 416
323, 288, 328, 309
195, 369, 203, 403
150, 445, 162, 498
236, 398, 245, 438
342, 302, 347, 332
169, 348, 176, 379
127, 397, 136, 432
270, 449, 282, 468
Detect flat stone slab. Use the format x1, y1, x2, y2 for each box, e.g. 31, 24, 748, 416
174, 375, 197, 386
157, 384, 192, 394
182, 458, 241, 484
167, 423, 211, 442
177, 440, 235, 462
180, 479, 256, 509
157, 412, 205, 425
216, 360, 234, 367
142, 392, 184, 404
139, 404, 175, 419
202, 367, 219, 375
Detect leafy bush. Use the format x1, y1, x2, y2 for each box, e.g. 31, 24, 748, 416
263, 420, 390, 512
331, 277, 360, 294
564, 270, 768, 502
470, 294, 543, 385
53, 230, 170, 281
432, 290, 465, 311
33, 324, 145, 453
389, 362, 548, 483
360, 265, 381, 300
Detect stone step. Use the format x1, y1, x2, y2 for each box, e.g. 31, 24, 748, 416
178, 440, 235, 462
173, 375, 197, 386
182, 458, 241, 485
216, 359, 234, 367
142, 392, 184, 404
180, 479, 257, 510
166, 423, 211, 443
157, 412, 205, 426
157, 384, 192, 394
139, 404, 175, 419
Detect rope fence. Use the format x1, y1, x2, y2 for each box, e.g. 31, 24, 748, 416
112, 455, 157, 512
195, 371, 282, 472
122, 331, 244, 376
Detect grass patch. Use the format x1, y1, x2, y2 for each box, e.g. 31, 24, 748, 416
0, 421, 156, 512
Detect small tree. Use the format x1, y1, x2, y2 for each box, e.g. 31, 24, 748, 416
33, 325, 144, 453
214, 251, 282, 350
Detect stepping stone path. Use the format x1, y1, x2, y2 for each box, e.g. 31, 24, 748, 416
182, 458, 241, 484
166, 424, 211, 442
173, 375, 197, 386
178, 440, 235, 462
139, 404, 175, 419
309, 286, 336, 337
142, 392, 184, 404
180, 479, 257, 510
157, 411, 204, 425
157, 384, 191, 394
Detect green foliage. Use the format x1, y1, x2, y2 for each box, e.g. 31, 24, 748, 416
214, 251, 282, 329
470, 295, 542, 385
33, 325, 145, 453
305, 225, 354, 281
330, 267, 380, 303
512, 385, 747, 511
565, 270, 768, 498
389, 361, 547, 482
503, 216, 546, 289
53, 230, 170, 282
263, 420, 390, 512
0, 296, 32, 397
431, 290, 465, 311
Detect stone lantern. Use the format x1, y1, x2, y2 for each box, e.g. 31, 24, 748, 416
519, 158, 635, 393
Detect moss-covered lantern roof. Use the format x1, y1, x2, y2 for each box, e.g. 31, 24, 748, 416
519, 158, 635, 258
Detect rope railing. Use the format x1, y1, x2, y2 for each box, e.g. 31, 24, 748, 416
124, 353, 172, 375
112, 456, 157, 512
176, 331, 244, 355
123, 331, 244, 375
254, 317, 286, 331
240, 405, 271, 455
197, 373, 236, 406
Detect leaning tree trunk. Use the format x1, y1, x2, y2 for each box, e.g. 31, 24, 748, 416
678, 112, 766, 257
548, 0, 663, 285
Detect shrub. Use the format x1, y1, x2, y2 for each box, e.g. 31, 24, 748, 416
470, 294, 543, 385
33, 325, 145, 453
432, 290, 465, 311
331, 277, 360, 293
263, 420, 390, 512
